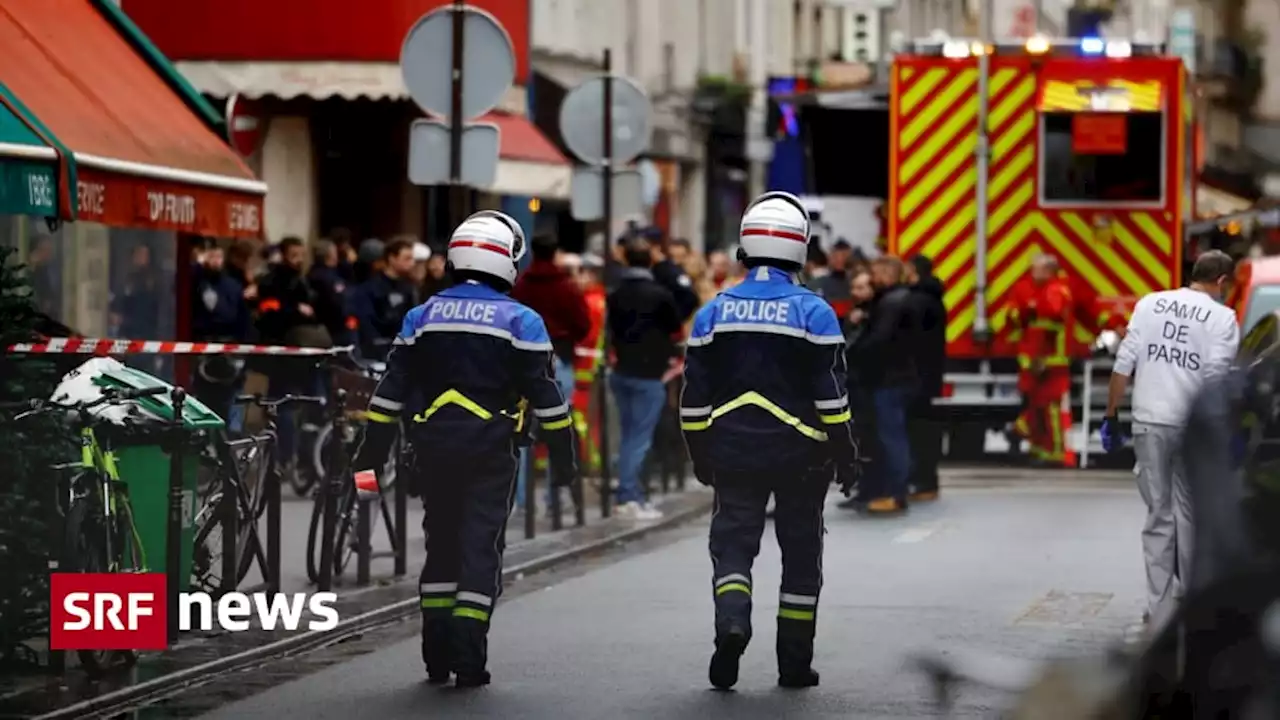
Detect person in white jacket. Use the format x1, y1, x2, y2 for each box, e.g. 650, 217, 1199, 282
1103, 250, 1240, 627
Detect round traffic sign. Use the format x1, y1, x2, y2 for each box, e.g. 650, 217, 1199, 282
558, 75, 652, 165
224, 94, 264, 159
400, 5, 515, 120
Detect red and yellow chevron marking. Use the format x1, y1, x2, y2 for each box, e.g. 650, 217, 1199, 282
890, 57, 1183, 359
1038, 79, 1163, 112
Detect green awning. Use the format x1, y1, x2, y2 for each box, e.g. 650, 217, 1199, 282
0, 101, 58, 217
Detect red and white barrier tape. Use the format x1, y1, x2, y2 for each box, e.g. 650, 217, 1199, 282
6, 338, 353, 357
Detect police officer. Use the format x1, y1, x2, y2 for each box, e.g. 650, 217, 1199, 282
681, 192, 861, 690
351, 211, 577, 688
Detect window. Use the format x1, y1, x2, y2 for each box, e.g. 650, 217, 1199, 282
1243, 285, 1280, 337
1040, 111, 1164, 204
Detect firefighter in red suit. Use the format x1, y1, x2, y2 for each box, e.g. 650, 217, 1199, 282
1007, 254, 1074, 464
571, 255, 608, 472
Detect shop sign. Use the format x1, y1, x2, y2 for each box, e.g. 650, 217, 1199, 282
76, 168, 263, 238
0, 159, 57, 217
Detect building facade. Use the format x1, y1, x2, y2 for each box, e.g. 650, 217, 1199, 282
122, 0, 570, 248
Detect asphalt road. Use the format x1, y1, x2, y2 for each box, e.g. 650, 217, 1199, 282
200, 477, 1145, 719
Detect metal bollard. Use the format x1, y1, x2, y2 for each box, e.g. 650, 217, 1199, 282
523, 447, 536, 540
549, 456, 563, 532
393, 440, 408, 577
597, 365, 612, 518
265, 437, 282, 594
317, 388, 346, 592
356, 496, 371, 586
219, 436, 238, 597
165, 388, 186, 647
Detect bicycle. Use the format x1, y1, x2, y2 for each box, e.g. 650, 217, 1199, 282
192, 393, 324, 594
1, 385, 169, 676
304, 393, 401, 585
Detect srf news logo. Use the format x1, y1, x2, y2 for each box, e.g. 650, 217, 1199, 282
51, 573, 339, 650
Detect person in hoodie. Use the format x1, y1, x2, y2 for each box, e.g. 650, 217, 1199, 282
904, 255, 947, 501
510, 232, 592, 515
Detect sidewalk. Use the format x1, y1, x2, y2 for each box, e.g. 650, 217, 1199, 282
0, 485, 712, 719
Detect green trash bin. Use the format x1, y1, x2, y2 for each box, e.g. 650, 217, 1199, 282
91, 365, 225, 593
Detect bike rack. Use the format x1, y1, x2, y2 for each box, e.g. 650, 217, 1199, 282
323, 376, 411, 590
211, 432, 281, 597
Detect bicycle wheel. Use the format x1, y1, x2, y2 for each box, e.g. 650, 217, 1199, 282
63, 480, 136, 675
304, 487, 328, 584
313, 424, 398, 492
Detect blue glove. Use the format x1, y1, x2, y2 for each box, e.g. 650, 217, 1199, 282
1100, 415, 1124, 454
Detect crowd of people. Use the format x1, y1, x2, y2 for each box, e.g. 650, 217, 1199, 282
186, 217, 949, 519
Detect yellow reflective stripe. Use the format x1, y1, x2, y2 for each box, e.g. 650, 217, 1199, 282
778, 609, 816, 621
680, 420, 711, 431
574, 370, 594, 382
453, 607, 490, 622
366, 411, 397, 424
708, 391, 828, 442
1048, 401, 1062, 455
1043, 357, 1070, 366
1029, 319, 1063, 329
412, 389, 494, 423
715, 582, 751, 596
541, 417, 572, 431
1017, 355, 1033, 369
421, 598, 456, 608
817, 410, 852, 425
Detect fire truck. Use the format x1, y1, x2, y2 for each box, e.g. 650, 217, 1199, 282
887, 36, 1189, 461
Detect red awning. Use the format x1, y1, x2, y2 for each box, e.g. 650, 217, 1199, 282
481, 112, 568, 166
0, 1, 265, 237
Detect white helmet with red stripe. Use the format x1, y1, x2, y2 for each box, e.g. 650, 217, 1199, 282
446, 210, 527, 285
738, 191, 810, 268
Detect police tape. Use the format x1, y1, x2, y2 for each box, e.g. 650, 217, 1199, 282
6, 338, 354, 357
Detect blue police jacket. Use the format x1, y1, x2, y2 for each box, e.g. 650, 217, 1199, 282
360, 280, 576, 468
680, 265, 859, 474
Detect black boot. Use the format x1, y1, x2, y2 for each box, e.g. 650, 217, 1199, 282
422, 616, 452, 684
709, 627, 749, 690
777, 629, 819, 689
451, 619, 491, 688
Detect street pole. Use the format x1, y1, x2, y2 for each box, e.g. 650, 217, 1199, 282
973, 0, 992, 342
449, 0, 469, 229
597, 48, 614, 519
746, 0, 767, 198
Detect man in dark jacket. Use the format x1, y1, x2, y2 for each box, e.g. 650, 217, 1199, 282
851, 255, 918, 515
308, 239, 352, 347
256, 236, 330, 469
905, 255, 947, 500
348, 238, 419, 361
192, 242, 252, 426
646, 227, 700, 323
607, 236, 682, 519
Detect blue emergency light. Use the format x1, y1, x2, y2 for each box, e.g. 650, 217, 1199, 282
1080, 37, 1105, 54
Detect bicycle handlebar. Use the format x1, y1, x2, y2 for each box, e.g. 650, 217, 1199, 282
234, 393, 326, 409
0, 385, 172, 418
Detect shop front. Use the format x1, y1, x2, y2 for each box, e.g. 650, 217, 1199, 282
124, 0, 568, 248
0, 0, 266, 376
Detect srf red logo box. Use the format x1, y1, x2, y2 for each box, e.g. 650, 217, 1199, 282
50, 573, 167, 651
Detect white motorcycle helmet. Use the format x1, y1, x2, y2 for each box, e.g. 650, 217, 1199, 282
738, 191, 811, 268
446, 210, 527, 286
